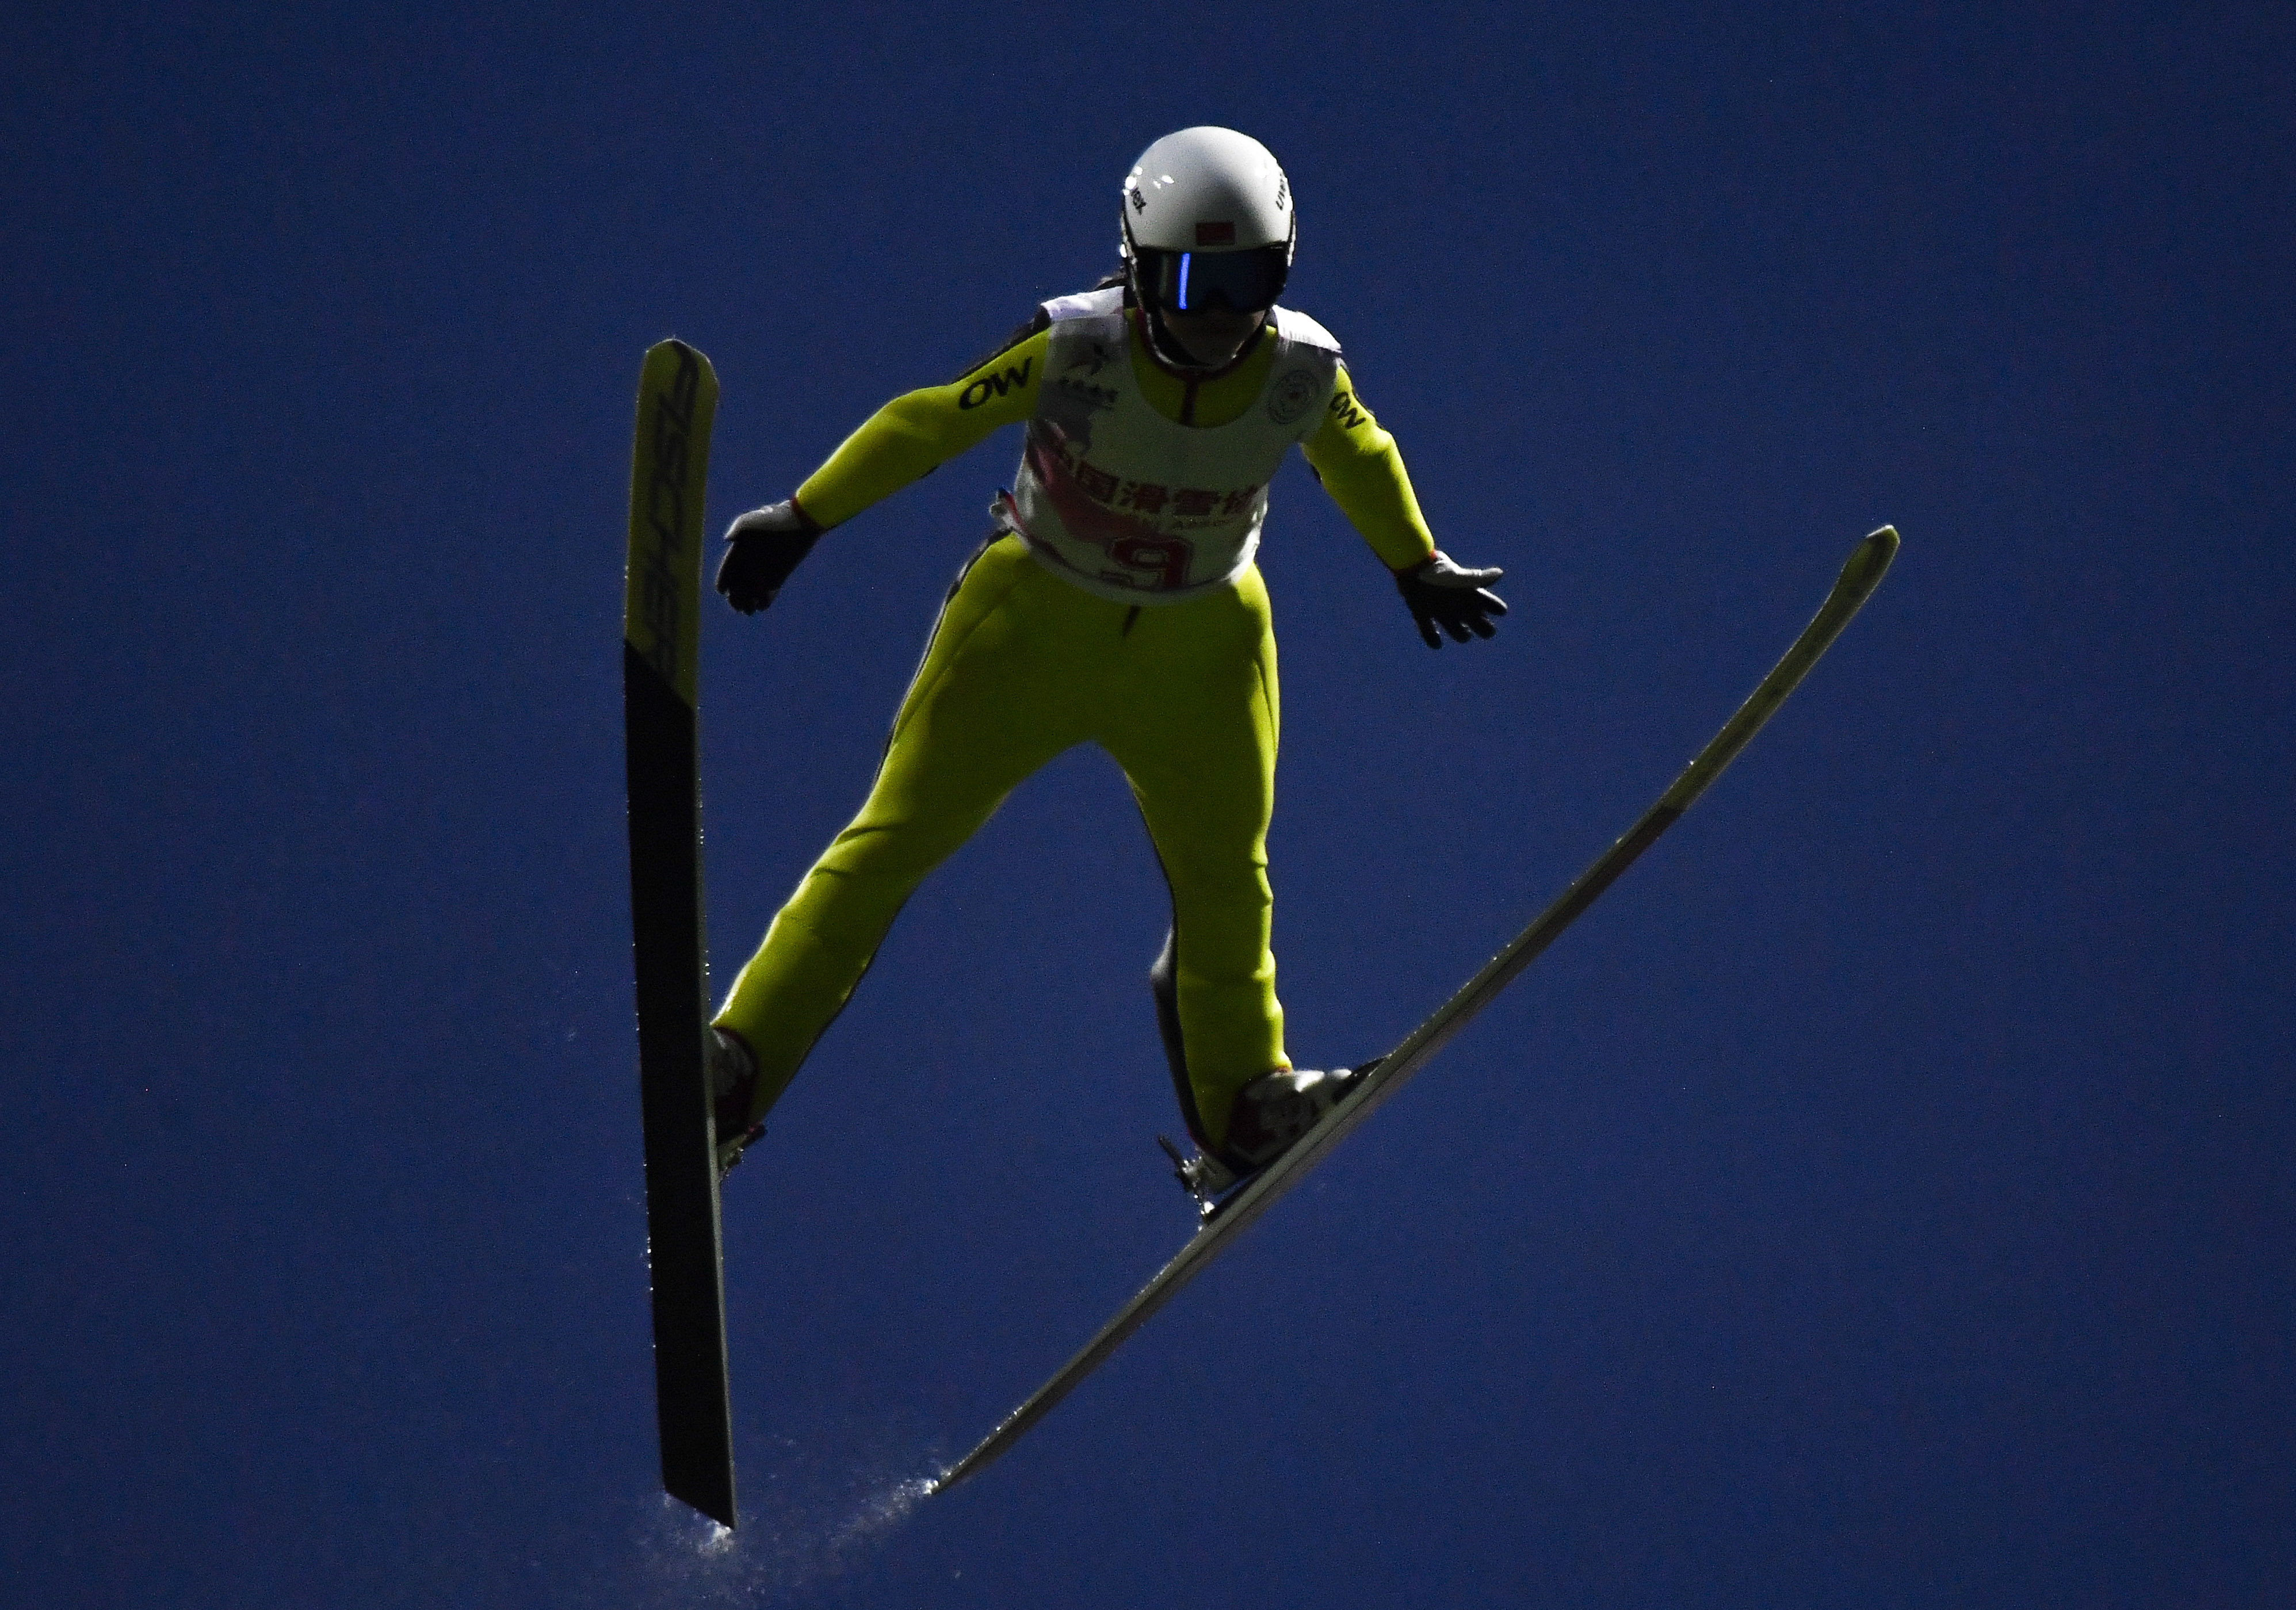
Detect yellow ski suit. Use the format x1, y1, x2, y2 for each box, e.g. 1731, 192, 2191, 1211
714, 299, 1437, 1154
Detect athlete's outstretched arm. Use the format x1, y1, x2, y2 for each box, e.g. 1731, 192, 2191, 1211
792, 330, 1048, 527
1300, 364, 1506, 647
1300, 364, 1435, 570
715, 330, 1049, 613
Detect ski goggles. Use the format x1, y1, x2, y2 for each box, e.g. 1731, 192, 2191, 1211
1134, 244, 1290, 314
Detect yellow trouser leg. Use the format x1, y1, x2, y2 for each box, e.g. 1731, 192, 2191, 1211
1099, 565, 1286, 1149
715, 540, 1079, 1112
714, 536, 1289, 1141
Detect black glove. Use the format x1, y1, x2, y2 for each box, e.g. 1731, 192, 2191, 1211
1395, 551, 1506, 648
715, 501, 821, 614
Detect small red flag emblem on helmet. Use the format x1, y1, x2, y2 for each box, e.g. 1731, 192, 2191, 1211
1195, 221, 1236, 246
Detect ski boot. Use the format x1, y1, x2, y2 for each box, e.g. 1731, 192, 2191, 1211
1160, 1063, 1372, 1216
707, 1026, 766, 1180
1224, 1064, 1368, 1170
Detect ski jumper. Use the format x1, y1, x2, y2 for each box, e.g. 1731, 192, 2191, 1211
714, 286, 1437, 1153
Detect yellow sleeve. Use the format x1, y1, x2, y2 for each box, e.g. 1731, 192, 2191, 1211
792, 328, 1050, 529
1298, 362, 1438, 572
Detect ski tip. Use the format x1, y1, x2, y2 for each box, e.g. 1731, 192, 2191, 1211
1837, 525, 1900, 595
640, 335, 720, 391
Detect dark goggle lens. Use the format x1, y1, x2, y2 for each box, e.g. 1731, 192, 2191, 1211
1143, 246, 1288, 313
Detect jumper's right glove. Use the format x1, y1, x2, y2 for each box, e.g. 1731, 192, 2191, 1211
1395, 551, 1507, 648
715, 500, 821, 614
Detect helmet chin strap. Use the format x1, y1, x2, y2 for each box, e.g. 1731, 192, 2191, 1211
1136, 299, 1266, 373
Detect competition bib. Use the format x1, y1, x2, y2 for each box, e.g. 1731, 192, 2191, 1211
996, 287, 1340, 604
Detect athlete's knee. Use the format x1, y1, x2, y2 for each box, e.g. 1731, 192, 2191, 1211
1165, 873, 1273, 944
819, 806, 986, 888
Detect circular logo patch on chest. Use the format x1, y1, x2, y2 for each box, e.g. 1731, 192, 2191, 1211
1267, 367, 1321, 426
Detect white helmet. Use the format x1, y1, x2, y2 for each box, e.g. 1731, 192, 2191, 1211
1120, 127, 1296, 318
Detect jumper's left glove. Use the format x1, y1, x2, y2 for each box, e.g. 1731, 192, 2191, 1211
715, 500, 821, 615
1396, 551, 1507, 648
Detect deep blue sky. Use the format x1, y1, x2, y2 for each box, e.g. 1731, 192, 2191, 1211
5, 4, 2290, 1605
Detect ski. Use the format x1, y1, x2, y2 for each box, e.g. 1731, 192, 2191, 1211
622, 338, 737, 1527
929, 525, 1900, 1494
